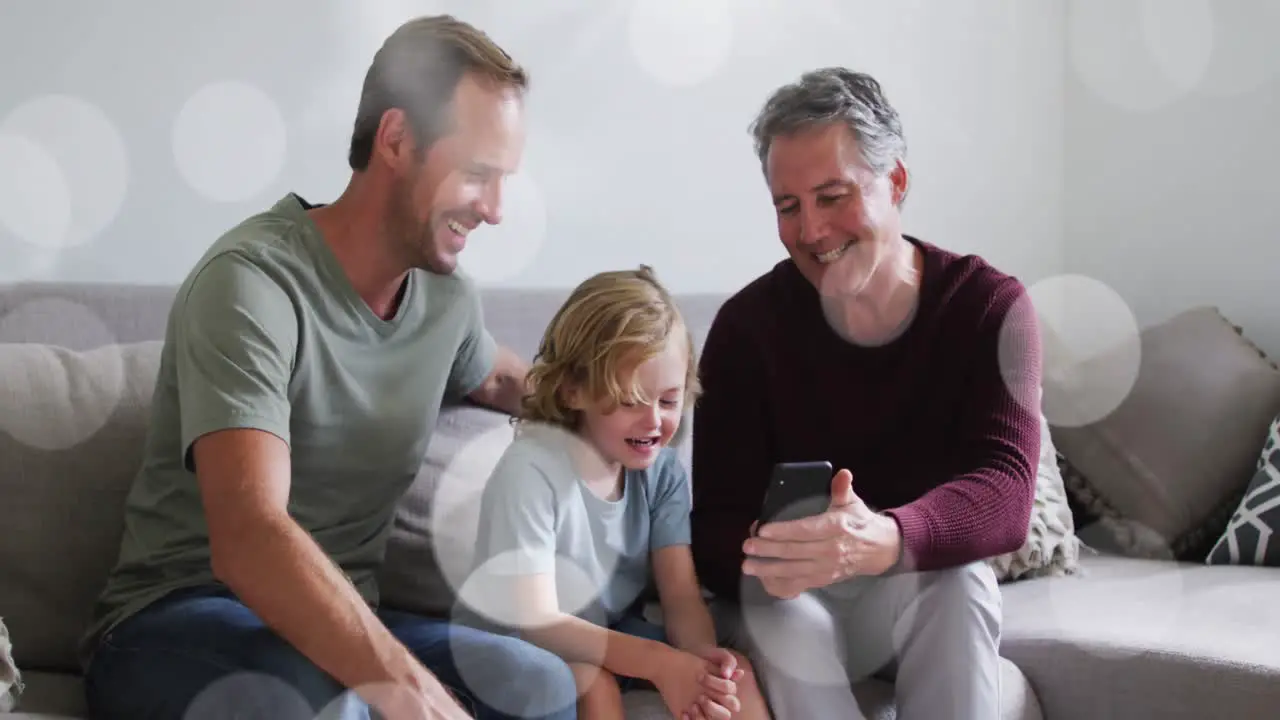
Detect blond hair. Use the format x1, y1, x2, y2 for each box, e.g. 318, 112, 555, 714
519, 266, 701, 431
349, 14, 529, 170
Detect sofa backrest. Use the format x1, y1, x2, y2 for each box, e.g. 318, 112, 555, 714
0, 280, 730, 671
0, 281, 729, 356
0, 282, 177, 348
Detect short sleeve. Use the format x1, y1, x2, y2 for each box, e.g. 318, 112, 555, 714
474, 452, 560, 577
445, 277, 498, 400
174, 252, 298, 471
648, 450, 693, 550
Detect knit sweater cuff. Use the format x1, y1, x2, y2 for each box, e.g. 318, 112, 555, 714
883, 504, 932, 572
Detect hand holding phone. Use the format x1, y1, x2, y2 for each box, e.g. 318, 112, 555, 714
745, 464, 904, 596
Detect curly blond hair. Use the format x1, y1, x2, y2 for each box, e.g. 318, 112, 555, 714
519, 265, 701, 431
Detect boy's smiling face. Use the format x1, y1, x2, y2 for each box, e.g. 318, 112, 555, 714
569, 335, 689, 472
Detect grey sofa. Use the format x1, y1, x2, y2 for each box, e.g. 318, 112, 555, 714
2, 281, 1278, 719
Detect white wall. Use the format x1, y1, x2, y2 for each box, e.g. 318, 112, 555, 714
1064, 0, 1280, 356
0, 0, 1064, 295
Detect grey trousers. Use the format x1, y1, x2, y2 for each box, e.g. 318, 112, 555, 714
714, 562, 1003, 720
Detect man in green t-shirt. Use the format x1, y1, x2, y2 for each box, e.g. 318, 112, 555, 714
80, 15, 578, 720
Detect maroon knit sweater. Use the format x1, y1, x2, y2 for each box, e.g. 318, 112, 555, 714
690, 237, 1042, 599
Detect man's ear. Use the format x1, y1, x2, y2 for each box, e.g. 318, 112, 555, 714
374, 108, 420, 174
889, 159, 911, 207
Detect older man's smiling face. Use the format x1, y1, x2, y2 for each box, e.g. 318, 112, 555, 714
766, 122, 908, 296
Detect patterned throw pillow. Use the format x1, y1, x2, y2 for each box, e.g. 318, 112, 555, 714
1206, 413, 1280, 567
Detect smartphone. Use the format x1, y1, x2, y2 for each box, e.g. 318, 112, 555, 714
756, 461, 833, 530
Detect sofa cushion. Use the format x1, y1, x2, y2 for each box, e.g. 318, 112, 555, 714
0, 341, 162, 671
1206, 411, 1280, 567
1046, 307, 1280, 560
377, 402, 518, 617
1, 670, 84, 718
1001, 553, 1280, 719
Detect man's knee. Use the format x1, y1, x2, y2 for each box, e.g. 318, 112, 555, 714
889, 564, 1004, 716
469, 636, 578, 718
502, 640, 576, 690
925, 563, 1000, 608
85, 634, 342, 720
910, 562, 1002, 642
736, 591, 852, 688
251, 633, 349, 706
85, 593, 346, 719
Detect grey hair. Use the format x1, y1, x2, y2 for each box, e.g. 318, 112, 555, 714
749, 67, 907, 186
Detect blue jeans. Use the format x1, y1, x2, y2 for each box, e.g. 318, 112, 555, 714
83, 586, 579, 720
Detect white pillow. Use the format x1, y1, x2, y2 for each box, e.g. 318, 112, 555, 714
0, 617, 21, 712
377, 404, 516, 616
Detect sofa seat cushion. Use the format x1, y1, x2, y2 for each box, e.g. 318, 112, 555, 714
1000, 553, 1280, 719
2, 670, 85, 718
851, 659, 1042, 720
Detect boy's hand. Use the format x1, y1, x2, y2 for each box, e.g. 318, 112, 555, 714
692, 646, 745, 683
652, 648, 739, 720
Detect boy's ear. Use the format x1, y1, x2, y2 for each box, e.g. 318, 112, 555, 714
560, 383, 585, 411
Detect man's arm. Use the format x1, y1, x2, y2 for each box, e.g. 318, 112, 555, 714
690, 306, 775, 600
882, 279, 1043, 572
466, 343, 528, 416
196, 431, 443, 700
179, 254, 459, 715
444, 279, 527, 416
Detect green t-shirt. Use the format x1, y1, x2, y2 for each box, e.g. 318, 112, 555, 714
80, 193, 497, 666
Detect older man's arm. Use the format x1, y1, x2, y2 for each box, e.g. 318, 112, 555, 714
467, 344, 528, 416
882, 278, 1042, 572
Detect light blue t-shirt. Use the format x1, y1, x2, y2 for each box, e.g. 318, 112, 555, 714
468, 425, 692, 628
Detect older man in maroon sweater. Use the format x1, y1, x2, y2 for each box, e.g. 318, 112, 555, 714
690, 68, 1042, 720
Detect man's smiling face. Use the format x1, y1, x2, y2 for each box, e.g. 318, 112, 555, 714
766, 122, 907, 294
393, 72, 527, 275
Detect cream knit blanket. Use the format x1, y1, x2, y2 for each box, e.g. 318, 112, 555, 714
0, 617, 20, 712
